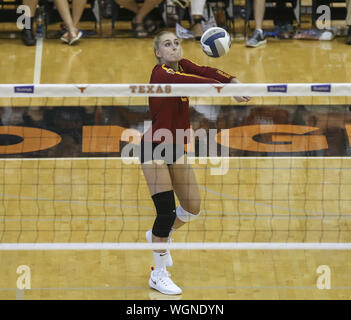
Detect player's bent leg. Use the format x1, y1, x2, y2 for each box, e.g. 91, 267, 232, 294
169, 159, 202, 228
176, 204, 201, 222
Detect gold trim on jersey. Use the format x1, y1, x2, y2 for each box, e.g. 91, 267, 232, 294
216, 69, 232, 79
181, 60, 232, 79
161, 64, 210, 81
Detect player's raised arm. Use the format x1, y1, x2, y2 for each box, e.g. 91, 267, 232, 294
152, 63, 220, 84
178, 58, 235, 84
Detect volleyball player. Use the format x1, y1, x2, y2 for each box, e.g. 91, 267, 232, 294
142, 31, 250, 295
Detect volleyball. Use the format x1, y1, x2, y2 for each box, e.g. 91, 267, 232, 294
200, 27, 231, 58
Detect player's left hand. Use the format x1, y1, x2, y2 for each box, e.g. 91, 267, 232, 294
234, 96, 251, 103
230, 78, 250, 103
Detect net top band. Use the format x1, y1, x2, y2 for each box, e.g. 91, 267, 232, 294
1, 83, 351, 97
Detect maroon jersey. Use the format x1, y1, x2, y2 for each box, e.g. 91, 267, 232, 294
143, 58, 235, 144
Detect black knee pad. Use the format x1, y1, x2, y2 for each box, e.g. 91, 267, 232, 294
151, 190, 176, 238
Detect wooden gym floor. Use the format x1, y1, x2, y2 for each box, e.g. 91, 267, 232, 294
1, 13, 351, 300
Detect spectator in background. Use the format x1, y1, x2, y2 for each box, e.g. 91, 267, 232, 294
346, 0, 351, 44
53, 0, 86, 45
115, 0, 163, 38
102, 0, 113, 18
246, 0, 296, 48
21, 0, 38, 46
190, 0, 206, 40
245, 0, 266, 47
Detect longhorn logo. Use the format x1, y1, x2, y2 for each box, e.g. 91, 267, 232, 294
213, 85, 225, 93
77, 86, 88, 93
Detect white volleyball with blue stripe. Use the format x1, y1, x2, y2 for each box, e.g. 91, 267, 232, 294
200, 27, 231, 58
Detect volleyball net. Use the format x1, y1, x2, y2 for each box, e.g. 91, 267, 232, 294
0, 83, 351, 250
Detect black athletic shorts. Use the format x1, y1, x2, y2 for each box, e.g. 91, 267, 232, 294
138, 140, 186, 166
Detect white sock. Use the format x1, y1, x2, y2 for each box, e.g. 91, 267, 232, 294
153, 251, 169, 270
256, 28, 263, 35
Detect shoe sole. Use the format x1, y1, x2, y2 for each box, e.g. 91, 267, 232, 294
149, 278, 182, 295
60, 31, 69, 44
69, 31, 83, 45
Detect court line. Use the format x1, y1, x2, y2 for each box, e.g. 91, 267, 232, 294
2, 242, 351, 250
33, 37, 43, 84
2, 156, 351, 161
0, 193, 154, 211
2, 214, 350, 223
0, 158, 350, 222
1, 285, 351, 292
15, 289, 24, 300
